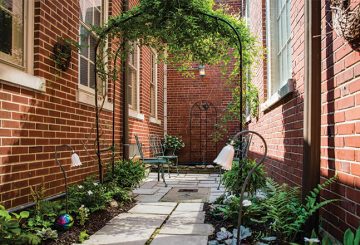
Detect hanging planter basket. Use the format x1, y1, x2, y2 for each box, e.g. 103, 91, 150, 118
52, 40, 73, 71
330, 0, 360, 51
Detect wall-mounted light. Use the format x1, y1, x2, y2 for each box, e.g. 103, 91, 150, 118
198, 65, 206, 77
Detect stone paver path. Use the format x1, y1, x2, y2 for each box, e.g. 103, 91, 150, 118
80, 173, 224, 245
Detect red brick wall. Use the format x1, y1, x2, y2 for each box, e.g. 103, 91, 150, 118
248, 0, 305, 187
319, 0, 360, 237
0, 0, 164, 209
247, 0, 360, 239
167, 66, 237, 164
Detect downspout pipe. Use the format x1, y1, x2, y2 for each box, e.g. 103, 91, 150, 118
122, 0, 129, 160
303, 0, 322, 233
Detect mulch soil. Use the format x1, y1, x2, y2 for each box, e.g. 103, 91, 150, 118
45, 201, 135, 245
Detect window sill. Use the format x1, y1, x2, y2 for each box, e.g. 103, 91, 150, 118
0, 63, 45, 92
78, 88, 113, 111
129, 109, 144, 121
150, 117, 162, 125
260, 79, 295, 112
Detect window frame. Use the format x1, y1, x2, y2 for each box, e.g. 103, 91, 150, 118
77, 0, 112, 110
261, 0, 294, 111
149, 49, 158, 120
266, 0, 292, 97
0, 0, 45, 92
127, 42, 143, 120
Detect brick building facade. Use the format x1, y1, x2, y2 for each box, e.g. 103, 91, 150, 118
245, 0, 360, 238
0, 0, 165, 208
0, 0, 359, 240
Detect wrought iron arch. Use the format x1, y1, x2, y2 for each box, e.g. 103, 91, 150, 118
91, 7, 257, 245
93, 10, 244, 183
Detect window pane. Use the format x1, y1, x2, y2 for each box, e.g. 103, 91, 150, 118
80, 57, 88, 86
150, 84, 155, 116
89, 63, 95, 89
80, 25, 89, 58
93, 7, 101, 26
0, 8, 12, 54
0, 0, 24, 66
89, 35, 97, 62
80, 0, 93, 25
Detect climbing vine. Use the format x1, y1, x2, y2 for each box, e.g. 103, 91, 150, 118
94, 0, 260, 139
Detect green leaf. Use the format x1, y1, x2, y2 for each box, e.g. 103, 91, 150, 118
343, 229, 354, 245
20, 211, 30, 219
354, 226, 360, 245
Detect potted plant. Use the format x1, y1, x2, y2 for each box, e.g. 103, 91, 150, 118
163, 135, 185, 155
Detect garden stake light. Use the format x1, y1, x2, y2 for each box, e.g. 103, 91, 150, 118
54, 144, 82, 214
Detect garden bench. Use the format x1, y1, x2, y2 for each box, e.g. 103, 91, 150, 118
149, 134, 179, 177
135, 135, 168, 187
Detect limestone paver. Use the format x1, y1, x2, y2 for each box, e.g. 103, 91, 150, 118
166, 211, 205, 224
151, 235, 208, 245
176, 202, 204, 212
133, 188, 159, 195
82, 213, 167, 245
159, 224, 214, 235
80, 173, 224, 245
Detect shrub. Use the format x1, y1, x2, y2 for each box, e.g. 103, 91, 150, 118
106, 160, 146, 188
104, 181, 132, 203
222, 159, 267, 195
68, 176, 111, 213
0, 205, 40, 245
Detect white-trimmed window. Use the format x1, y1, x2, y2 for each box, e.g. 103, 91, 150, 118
150, 50, 158, 119
78, 0, 111, 109
127, 42, 142, 119
0, 0, 44, 91
266, 0, 292, 97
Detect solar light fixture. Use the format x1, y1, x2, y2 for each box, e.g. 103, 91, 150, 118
198, 64, 206, 76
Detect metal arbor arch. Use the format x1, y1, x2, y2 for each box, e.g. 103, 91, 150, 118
93, 10, 244, 182
92, 8, 254, 245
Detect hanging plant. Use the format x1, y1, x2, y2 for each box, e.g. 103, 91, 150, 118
330, 0, 360, 51
52, 40, 72, 71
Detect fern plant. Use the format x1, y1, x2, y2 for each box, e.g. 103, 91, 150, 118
262, 176, 338, 242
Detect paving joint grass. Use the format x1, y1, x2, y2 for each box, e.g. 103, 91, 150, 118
145, 202, 179, 245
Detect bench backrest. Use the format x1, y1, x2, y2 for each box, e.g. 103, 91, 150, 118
149, 135, 165, 157
134, 135, 145, 160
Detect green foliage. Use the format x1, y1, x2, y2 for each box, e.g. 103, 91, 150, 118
343, 226, 360, 245
104, 181, 132, 203
35, 228, 58, 241
163, 135, 185, 152
212, 195, 241, 223
212, 176, 338, 243
105, 160, 146, 188
93, 0, 259, 142
0, 205, 40, 245
78, 230, 90, 243
25, 186, 61, 241
260, 176, 338, 241
76, 205, 90, 226
68, 176, 111, 213
222, 159, 267, 195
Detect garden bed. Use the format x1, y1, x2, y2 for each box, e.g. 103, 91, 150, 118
45, 201, 135, 245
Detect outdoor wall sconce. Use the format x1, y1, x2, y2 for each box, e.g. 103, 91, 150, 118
55, 144, 82, 213
198, 64, 206, 76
